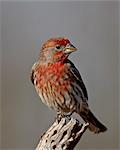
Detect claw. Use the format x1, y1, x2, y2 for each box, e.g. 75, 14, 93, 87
56, 112, 64, 123
64, 112, 73, 119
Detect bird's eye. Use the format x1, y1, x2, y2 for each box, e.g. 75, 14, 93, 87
56, 45, 61, 49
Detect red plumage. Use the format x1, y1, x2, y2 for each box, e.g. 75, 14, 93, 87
31, 37, 107, 133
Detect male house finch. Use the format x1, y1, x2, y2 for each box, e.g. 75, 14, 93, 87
31, 37, 107, 133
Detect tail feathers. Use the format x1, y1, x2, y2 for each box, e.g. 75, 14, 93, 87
80, 110, 107, 133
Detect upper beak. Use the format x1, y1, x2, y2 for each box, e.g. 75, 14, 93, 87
64, 43, 77, 54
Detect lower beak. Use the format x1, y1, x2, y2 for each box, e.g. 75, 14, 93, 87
64, 43, 77, 54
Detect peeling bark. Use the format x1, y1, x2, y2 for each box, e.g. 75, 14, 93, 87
35, 117, 89, 150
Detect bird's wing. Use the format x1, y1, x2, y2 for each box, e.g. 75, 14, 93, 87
30, 61, 39, 85
66, 59, 88, 100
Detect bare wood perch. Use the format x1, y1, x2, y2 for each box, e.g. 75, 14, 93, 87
35, 117, 89, 150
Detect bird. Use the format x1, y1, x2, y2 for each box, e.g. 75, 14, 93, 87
30, 37, 107, 133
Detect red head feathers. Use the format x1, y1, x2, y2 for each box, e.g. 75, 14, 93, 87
42, 37, 70, 49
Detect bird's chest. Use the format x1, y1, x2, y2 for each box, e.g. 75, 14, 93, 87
35, 63, 70, 92
34, 63, 75, 112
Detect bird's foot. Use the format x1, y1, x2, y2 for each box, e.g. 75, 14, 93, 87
56, 112, 64, 123
56, 111, 73, 123
64, 112, 73, 120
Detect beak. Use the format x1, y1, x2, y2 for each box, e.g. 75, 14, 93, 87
64, 43, 77, 54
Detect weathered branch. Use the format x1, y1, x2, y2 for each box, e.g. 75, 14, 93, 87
35, 117, 89, 150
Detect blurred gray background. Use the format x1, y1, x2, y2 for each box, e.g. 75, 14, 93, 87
1, 1, 119, 150
0, 1, 2, 148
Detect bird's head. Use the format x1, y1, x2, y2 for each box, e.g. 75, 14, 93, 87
39, 37, 77, 63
